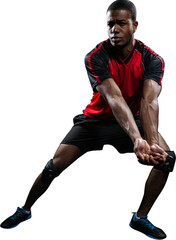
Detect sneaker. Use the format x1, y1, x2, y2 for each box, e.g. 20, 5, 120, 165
129, 212, 166, 239
1, 207, 32, 229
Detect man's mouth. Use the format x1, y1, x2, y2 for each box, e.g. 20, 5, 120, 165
111, 36, 121, 41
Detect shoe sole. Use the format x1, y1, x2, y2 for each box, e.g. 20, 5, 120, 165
129, 222, 161, 240
2, 214, 32, 229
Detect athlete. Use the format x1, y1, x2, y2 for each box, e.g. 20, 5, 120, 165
1, 0, 175, 239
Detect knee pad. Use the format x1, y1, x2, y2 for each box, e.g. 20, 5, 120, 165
154, 151, 175, 172
41, 159, 62, 181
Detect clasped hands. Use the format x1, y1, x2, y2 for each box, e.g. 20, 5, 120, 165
134, 138, 168, 166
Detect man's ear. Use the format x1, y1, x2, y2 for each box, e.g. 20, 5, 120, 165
133, 21, 138, 33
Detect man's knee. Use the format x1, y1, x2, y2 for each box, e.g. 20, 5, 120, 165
154, 151, 176, 173
41, 159, 63, 181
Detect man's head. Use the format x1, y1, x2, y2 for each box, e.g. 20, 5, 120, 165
106, 0, 138, 48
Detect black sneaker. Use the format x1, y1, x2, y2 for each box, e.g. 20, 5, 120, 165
1, 207, 32, 229
129, 212, 166, 239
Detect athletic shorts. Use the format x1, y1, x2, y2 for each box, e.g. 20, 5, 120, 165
61, 114, 144, 153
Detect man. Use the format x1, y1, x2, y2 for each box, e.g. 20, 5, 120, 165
1, 0, 175, 239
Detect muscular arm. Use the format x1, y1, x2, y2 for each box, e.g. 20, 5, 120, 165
140, 79, 167, 163
96, 78, 141, 143
140, 79, 161, 145
96, 78, 150, 160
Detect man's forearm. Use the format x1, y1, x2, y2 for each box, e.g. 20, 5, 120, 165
140, 97, 159, 145
96, 78, 142, 144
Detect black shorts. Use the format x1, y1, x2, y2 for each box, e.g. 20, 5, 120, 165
61, 114, 144, 153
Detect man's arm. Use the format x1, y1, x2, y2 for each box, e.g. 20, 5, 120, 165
96, 78, 150, 161
140, 79, 161, 145
140, 79, 167, 164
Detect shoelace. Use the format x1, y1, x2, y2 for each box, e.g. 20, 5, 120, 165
139, 217, 156, 230
10, 208, 26, 220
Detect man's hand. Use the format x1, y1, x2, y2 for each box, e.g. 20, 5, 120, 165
134, 138, 151, 163
150, 144, 168, 164
135, 140, 168, 166
134, 138, 165, 166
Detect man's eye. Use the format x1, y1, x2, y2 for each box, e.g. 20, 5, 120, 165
119, 22, 126, 26
107, 21, 126, 28
107, 22, 114, 28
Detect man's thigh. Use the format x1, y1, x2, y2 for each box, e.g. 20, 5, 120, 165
53, 144, 84, 170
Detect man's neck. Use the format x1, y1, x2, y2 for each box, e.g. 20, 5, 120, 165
110, 39, 135, 60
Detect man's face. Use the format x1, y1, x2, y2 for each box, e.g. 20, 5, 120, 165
107, 9, 138, 48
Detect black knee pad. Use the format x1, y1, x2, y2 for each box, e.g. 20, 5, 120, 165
154, 151, 175, 172
41, 159, 62, 181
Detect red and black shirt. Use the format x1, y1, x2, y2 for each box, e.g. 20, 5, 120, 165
83, 39, 164, 118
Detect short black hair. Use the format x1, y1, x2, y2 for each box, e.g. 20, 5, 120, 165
107, 0, 137, 22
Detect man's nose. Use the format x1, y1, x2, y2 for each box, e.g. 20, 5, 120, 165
112, 23, 120, 33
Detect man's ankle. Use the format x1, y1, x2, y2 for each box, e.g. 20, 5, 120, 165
136, 211, 147, 218
22, 206, 31, 213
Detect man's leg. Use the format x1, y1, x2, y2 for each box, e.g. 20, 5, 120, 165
136, 168, 169, 218
1, 144, 84, 228
136, 133, 170, 217
129, 133, 172, 239
23, 144, 84, 211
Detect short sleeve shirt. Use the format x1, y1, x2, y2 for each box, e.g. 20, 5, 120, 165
83, 39, 164, 118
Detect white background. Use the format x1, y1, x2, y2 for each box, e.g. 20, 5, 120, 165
0, 0, 175, 239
